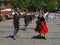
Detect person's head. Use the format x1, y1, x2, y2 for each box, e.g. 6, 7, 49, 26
37, 15, 41, 19
40, 10, 44, 15
14, 8, 18, 12
37, 15, 45, 21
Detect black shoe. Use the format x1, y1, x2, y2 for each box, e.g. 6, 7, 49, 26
32, 35, 41, 39
12, 37, 16, 40
40, 36, 46, 40
11, 35, 16, 40
22, 28, 26, 31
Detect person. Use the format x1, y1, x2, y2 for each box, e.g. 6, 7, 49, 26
0, 12, 3, 21
23, 11, 31, 30
1, 12, 6, 21
33, 11, 48, 40
44, 11, 49, 22
12, 8, 20, 40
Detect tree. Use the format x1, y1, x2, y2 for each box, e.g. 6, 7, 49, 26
46, 0, 58, 11
11, 0, 60, 12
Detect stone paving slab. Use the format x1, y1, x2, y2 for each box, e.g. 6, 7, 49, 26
0, 18, 60, 45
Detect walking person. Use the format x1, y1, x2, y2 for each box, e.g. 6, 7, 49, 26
23, 11, 30, 30
12, 8, 20, 40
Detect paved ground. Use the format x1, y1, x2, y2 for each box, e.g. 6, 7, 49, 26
0, 18, 60, 45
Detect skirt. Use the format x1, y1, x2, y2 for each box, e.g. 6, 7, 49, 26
35, 21, 48, 34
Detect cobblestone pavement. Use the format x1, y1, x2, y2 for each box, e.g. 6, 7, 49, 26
0, 18, 60, 45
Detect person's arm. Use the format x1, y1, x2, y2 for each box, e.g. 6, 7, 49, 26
44, 11, 49, 18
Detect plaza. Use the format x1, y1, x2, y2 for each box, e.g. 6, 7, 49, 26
0, 18, 60, 45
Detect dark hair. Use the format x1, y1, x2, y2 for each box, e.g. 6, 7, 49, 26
38, 16, 45, 21
14, 8, 18, 11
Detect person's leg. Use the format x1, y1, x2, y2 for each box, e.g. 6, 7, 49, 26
13, 27, 17, 40
41, 33, 46, 40
24, 20, 27, 30
44, 34, 46, 40
13, 27, 19, 39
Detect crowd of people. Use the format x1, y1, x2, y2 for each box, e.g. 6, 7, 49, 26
0, 7, 49, 40
0, 11, 12, 21
9, 7, 48, 40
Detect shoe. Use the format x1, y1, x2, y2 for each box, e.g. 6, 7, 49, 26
13, 37, 16, 40
32, 35, 41, 39
23, 28, 26, 31
40, 36, 46, 40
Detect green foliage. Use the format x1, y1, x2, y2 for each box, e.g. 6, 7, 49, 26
46, 0, 58, 11
11, 0, 60, 11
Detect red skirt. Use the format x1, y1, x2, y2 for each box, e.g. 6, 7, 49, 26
35, 21, 48, 34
